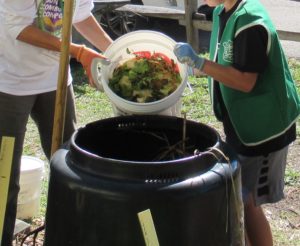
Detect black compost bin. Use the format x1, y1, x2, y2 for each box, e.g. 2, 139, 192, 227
44, 115, 244, 246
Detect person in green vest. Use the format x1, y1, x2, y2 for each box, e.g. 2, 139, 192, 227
174, 0, 300, 245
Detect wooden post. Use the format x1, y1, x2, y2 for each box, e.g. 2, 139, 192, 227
184, 0, 199, 52
0, 137, 15, 245
51, 0, 74, 156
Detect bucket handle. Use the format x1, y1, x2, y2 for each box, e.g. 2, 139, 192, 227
181, 66, 195, 97
91, 56, 125, 92
182, 80, 194, 97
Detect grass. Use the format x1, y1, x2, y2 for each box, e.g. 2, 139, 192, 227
285, 168, 300, 186
22, 59, 300, 245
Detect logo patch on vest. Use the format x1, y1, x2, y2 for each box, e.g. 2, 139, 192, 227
222, 40, 233, 63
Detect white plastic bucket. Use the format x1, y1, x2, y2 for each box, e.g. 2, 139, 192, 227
17, 156, 45, 220
95, 30, 188, 116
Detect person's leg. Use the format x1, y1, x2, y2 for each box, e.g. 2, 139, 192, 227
239, 146, 289, 246
0, 92, 35, 246
30, 86, 76, 159
244, 194, 273, 246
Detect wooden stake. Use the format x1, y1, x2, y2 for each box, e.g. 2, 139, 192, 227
0, 137, 15, 244
51, 0, 74, 156
184, 0, 199, 52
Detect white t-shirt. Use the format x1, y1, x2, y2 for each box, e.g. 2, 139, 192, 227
0, 0, 93, 95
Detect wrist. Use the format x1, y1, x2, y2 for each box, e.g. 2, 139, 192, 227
70, 44, 85, 60
195, 57, 206, 71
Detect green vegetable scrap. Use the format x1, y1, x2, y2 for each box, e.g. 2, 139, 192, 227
108, 51, 182, 103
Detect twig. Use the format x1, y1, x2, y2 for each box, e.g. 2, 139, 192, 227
182, 113, 186, 154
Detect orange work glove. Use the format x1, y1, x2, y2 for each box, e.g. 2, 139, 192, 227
72, 45, 109, 87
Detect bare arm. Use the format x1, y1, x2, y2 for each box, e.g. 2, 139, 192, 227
73, 15, 113, 52
174, 43, 258, 93
201, 60, 258, 93
16, 15, 113, 59
16, 25, 62, 52
16, 24, 86, 59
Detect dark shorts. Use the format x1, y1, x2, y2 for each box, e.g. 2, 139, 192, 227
238, 146, 289, 206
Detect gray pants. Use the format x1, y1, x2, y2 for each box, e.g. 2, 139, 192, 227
0, 86, 76, 245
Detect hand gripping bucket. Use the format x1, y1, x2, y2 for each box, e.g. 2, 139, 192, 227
93, 30, 188, 116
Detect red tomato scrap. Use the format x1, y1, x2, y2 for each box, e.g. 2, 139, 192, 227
134, 51, 180, 73
133, 51, 152, 59
151, 52, 172, 64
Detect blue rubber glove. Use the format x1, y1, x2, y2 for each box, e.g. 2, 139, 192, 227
173, 42, 205, 71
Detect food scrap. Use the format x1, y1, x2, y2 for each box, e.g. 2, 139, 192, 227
108, 51, 181, 103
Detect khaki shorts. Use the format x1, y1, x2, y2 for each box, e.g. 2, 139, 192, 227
238, 146, 289, 206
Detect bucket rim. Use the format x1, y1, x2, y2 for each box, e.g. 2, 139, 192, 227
21, 156, 45, 173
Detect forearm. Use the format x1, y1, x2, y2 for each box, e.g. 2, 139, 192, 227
16, 24, 90, 60
17, 25, 62, 52
202, 60, 258, 92
74, 15, 113, 52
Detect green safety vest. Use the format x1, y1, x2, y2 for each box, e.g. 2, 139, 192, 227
208, 0, 300, 145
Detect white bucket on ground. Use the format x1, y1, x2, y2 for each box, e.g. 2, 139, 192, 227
17, 156, 45, 220
94, 30, 188, 116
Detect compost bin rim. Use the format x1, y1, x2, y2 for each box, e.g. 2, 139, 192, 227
64, 115, 229, 181
70, 115, 221, 164
67, 142, 225, 182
